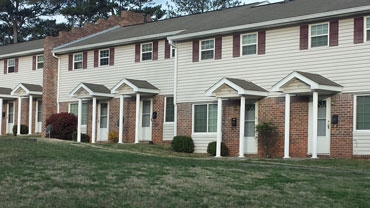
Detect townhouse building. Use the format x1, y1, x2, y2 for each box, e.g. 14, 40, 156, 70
2, 0, 370, 158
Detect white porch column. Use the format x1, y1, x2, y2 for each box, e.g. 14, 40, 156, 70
135, 93, 140, 144
118, 94, 124, 144
312, 91, 319, 159
216, 98, 223, 158
17, 97, 21, 135
0, 98, 3, 136
77, 98, 82, 143
284, 94, 291, 159
28, 95, 33, 135
91, 97, 97, 144
239, 96, 246, 158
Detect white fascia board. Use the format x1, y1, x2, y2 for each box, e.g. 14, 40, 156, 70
313, 85, 343, 92
111, 79, 127, 94
69, 83, 93, 97
91, 92, 114, 98
136, 88, 159, 94
0, 48, 44, 59
241, 90, 269, 97
0, 94, 17, 99
28, 91, 43, 96
272, 72, 317, 92
168, 6, 370, 41
54, 30, 185, 54
10, 84, 28, 96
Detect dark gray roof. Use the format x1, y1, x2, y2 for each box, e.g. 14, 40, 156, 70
0, 39, 44, 58
20, 83, 43, 92
0, 87, 12, 95
296, 71, 342, 87
126, 79, 158, 90
55, 0, 370, 53
82, 83, 111, 94
225, 78, 268, 92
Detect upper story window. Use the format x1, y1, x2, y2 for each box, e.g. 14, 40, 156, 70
200, 39, 214, 60
366, 17, 370, 41
37, 55, 44, 69
242, 33, 257, 55
141, 43, 153, 61
100, 49, 109, 66
194, 104, 217, 133
356, 95, 370, 130
310, 23, 329, 47
165, 97, 174, 123
7, 59, 15, 73
74, 53, 83, 70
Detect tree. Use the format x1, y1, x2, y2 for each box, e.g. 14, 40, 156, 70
168, 0, 241, 16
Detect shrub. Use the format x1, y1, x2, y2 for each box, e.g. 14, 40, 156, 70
171, 136, 194, 153
12, 125, 29, 136
256, 122, 278, 158
72, 131, 90, 143
45, 112, 77, 140
207, 141, 229, 156
108, 131, 119, 143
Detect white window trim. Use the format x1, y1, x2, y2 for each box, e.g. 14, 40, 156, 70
309, 22, 330, 48
69, 102, 88, 125
164, 96, 174, 123
240, 32, 258, 56
36, 55, 44, 70
364, 16, 370, 42
199, 38, 215, 61
141, 42, 153, 61
7, 59, 15, 73
73, 53, 83, 70
99, 49, 110, 66
353, 94, 370, 133
192, 103, 218, 135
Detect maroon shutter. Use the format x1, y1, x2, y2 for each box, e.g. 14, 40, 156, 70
68, 54, 73, 71
83, 51, 88, 69
109, 48, 115, 66
94, 50, 99, 67
14, 58, 18, 73
135, 43, 140, 62
32, 56, 36, 70
215, 37, 222, 60
3, 59, 7, 74
165, 40, 171, 59
153, 41, 158, 60
354, 17, 364, 44
258, 31, 266, 54
329, 20, 339, 47
300, 25, 309, 50
192, 40, 199, 62
233, 34, 240, 57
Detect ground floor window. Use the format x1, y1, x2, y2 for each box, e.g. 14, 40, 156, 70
165, 97, 174, 122
194, 104, 217, 133
70, 103, 88, 125
357, 96, 370, 130
244, 104, 256, 137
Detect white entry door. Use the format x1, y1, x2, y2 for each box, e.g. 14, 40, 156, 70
244, 103, 258, 154
308, 98, 331, 154
139, 100, 152, 141
7, 102, 14, 134
35, 100, 42, 133
98, 102, 109, 141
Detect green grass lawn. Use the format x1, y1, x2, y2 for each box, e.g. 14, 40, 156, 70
1, 137, 370, 208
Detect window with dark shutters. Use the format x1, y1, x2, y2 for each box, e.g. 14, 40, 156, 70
83, 51, 88, 69
354, 17, 364, 44
153, 41, 158, 60
68, 54, 73, 71
329, 20, 339, 46
300, 25, 309, 50
258, 31, 266, 54
233, 34, 240, 57
135, 43, 140, 62
14, 58, 18, 73
32, 56, 36, 71
94, 50, 98, 67
215, 37, 222, 60
192, 40, 199, 62
109, 48, 114, 66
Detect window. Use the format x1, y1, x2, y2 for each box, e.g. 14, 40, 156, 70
100, 49, 109, 66
141, 43, 153, 61
310, 23, 329, 47
242, 33, 257, 55
74, 53, 83, 70
8, 102, 14, 123
194, 104, 217, 133
244, 104, 256, 137
366, 17, 370, 41
200, 39, 214, 60
356, 96, 370, 130
7, 59, 15, 73
70, 103, 88, 125
165, 97, 174, 122
37, 55, 44, 69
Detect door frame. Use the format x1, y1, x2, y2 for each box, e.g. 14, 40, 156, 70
139, 99, 153, 141
97, 101, 109, 141
6, 101, 14, 134
35, 99, 42, 133
244, 101, 258, 154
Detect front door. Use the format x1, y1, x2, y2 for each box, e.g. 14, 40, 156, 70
139, 100, 152, 141
308, 98, 331, 154
35, 100, 42, 133
244, 103, 258, 154
7, 102, 14, 134
98, 102, 109, 141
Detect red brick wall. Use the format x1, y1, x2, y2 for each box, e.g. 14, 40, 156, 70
222, 100, 240, 157
177, 103, 192, 137
152, 95, 164, 144
289, 96, 309, 157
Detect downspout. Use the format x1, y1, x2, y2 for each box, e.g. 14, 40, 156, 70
169, 40, 178, 137
52, 50, 61, 113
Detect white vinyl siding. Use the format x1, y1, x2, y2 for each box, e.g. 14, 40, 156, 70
99, 49, 109, 66
200, 39, 214, 60
310, 23, 329, 47
37, 55, 44, 69
74, 53, 83, 70
242, 33, 257, 55
7, 59, 15, 73
141, 43, 153, 61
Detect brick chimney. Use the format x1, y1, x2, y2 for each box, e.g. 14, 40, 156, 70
42, 12, 149, 136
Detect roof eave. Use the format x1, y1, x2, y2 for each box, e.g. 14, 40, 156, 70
0, 48, 44, 59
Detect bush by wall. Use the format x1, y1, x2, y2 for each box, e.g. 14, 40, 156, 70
72, 131, 90, 143
108, 131, 119, 143
171, 136, 194, 153
45, 112, 77, 140
256, 122, 278, 158
207, 141, 229, 156
12, 125, 29, 136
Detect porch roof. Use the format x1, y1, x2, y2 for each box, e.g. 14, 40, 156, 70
11, 83, 43, 96
111, 78, 159, 95
70, 83, 113, 99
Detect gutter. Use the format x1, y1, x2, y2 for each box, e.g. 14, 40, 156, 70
169, 40, 178, 137
0, 48, 44, 60
52, 50, 61, 113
